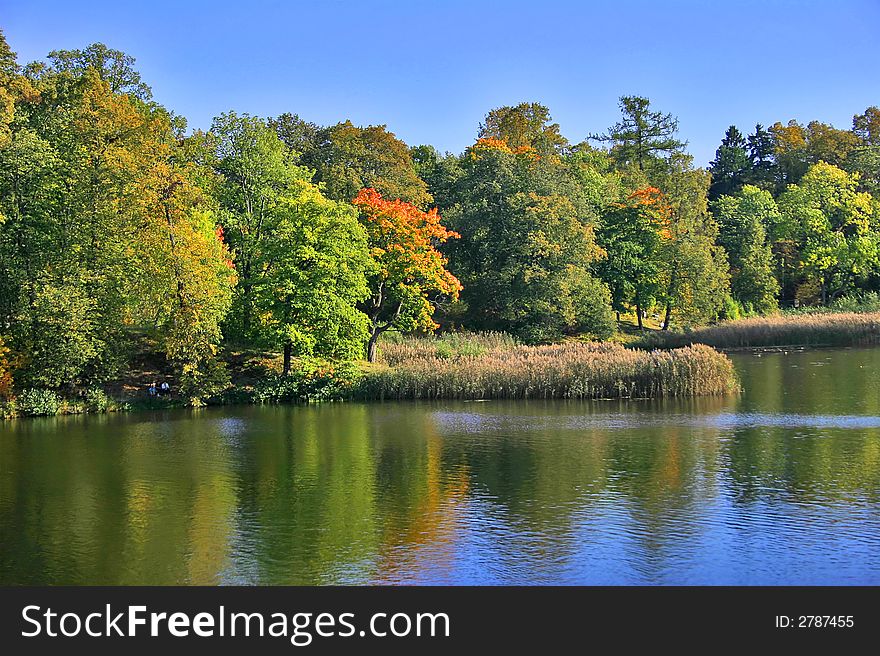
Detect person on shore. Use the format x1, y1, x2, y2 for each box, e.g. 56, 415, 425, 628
160, 382, 170, 396
148, 382, 157, 397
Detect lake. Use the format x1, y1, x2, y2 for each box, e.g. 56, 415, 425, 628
2, 347, 880, 585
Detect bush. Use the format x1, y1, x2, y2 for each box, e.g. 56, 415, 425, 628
85, 388, 112, 413
17, 388, 61, 416
250, 359, 362, 403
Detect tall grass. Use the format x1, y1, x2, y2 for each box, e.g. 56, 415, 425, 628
377, 331, 518, 366
359, 339, 737, 400
636, 312, 880, 349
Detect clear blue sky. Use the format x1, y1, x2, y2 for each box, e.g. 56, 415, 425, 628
2, 0, 878, 165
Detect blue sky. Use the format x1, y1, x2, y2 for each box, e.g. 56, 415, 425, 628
2, 0, 878, 165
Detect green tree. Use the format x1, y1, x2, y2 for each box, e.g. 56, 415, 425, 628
746, 123, 777, 190
778, 162, 878, 304
712, 186, 781, 314
597, 187, 675, 330
442, 137, 613, 342
853, 107, 880, 146
847, 107, 880, 195
269, 112, 320, 159
591, 96, 686, 173
198, 112, 372, 370
708, 126, 750, 200
46, 42, 153, 100
254, 185, 372, 372
654, 158, 730, 328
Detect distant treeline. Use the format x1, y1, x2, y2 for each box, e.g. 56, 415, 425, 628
0, 31, 878, 403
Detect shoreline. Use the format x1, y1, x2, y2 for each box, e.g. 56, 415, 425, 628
4, 333, 878, 421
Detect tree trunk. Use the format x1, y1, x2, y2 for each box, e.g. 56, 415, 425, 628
366, 327, 381, 363
616, 311, 621, 324
282, 341, 292, 375
662, 303, 672, 330
636, 302, 644, 331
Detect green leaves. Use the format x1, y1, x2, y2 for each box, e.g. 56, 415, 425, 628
778, 162, 879, 302
204, 114, 373, 366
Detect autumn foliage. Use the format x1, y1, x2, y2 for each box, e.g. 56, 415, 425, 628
626, 186, 673, 240
353, 188, 461, 301
353, 188, 461, 360
469, 137, 540, 160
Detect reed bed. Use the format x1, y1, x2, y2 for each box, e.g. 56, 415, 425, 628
378, 331, 518, 367
636, 312, 880, 350
358, 341, 737, 400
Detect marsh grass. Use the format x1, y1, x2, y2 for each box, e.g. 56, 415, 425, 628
360, 337, 737, 400
636, 312, 880, 350
377, 331, 518, 366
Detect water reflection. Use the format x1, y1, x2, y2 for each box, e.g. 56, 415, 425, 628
2, 348, 880, 584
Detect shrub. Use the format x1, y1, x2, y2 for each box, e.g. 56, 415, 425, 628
85, 388, 113, 413
16, 388, 61, 416
251, 359, 362, 403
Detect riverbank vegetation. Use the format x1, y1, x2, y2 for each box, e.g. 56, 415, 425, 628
0, 31, 878, 416
635, 312, 880, 350
360, 336, 737, 400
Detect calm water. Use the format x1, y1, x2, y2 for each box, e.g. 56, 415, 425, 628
2, 347, 880, 585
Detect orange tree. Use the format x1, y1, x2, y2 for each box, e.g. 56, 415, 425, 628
352, 189, 461, 362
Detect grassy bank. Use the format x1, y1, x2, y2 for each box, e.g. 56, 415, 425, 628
635, 312, 880, 350
359, 336, 738, 400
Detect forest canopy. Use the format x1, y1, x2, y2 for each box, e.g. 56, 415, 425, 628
1, 31, 878, 403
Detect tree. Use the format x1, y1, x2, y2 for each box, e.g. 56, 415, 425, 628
770, 119, 861, 190
778, 162, 878, 304
709, 126, 751, 200
712, 186, 781, 314
441, 136, 613, 342
253, 184, 372, 372
197, 112, 372, 371
654, 157, 730, 328
352, 189, 461, 362
135, 164, 236, 400
746, 124, 777, 190
269, 112, 320, 159
804, 120, 861, 167
770, 120, 809, 189
848, 107, 880, 195
303, 121, 431, 207
591, 96, 686, 173
597, 187, 669, 330
853, 107, 880, 146
46, 42, 153, 100
478, 102, 568, 155
0, 45, 233, 397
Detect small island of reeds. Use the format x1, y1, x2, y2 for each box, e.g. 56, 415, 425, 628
357, 333, 738, 401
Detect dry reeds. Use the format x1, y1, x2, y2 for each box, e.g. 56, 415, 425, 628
637, 312, 880, 350
359, 338, 737, 400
